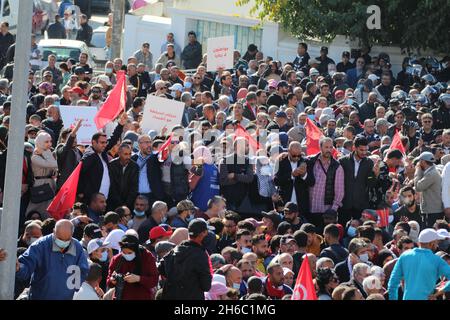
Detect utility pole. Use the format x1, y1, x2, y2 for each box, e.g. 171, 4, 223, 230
0, 0, 33, 300
111, 0, 125, 60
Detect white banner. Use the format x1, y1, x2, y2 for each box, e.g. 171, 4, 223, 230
207, 35, 234, 72
141, 95, 184, 134
59, 106, 99, 145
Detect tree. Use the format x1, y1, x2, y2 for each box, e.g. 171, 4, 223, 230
237, 0, 450, 54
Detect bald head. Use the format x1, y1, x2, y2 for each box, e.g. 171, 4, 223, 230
226, 266, 242, 287
54, 219, 74, 241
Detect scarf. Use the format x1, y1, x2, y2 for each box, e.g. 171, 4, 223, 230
265, 277, 285, 299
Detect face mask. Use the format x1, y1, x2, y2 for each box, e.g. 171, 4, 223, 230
347, 226, 357, 237
105, 68, 113, 74
184, 81, 192, 89
99, 251, 108, 262
55, 237, 71, 249
404, 199, 415, 207
347, 99, 354, 105
307, 114, 315, 120
53, 100, 60, 106
186, 214, 195, 223
27, 237, 39, 246
171, 91, 177, 98
359, 253, 369, 263
46, 116, 54, 122
241, 247, 252, 254
329, 71, 336, 77
122, 252, 136, 261
28, 138, 35, 145
161, 216, 168, 224
233, 283, 241, 290
134, 210, 146, 217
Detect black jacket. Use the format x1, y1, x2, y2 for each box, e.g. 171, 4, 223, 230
159, 240, 212, 300
137, 216, 158, 245
334, 257, 351, 283
107, 158, 139, 210
319, 243, 349, 265
56, 134, 82, 191
339, 153, 376, 210
76, 23, 93, 46
274, 155, 315, 215
130, 153, 165, 200
47, 21, 66, 39
77, 124, 123, 203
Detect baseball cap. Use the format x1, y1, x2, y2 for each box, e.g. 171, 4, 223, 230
176, 200, 195, 212
97, 74, 112, 86
437, 229, 450, 239
309, 68, 320, 76
418, 228, 446, 243
284, 202, 298, 213
261, 210, 282, 226
280, 234, 297, 245
244, 218, 264, 229
74, 66, 85, 74
169, 83, 183, 92
69, 86, 84, 95
414, 151, 435, 164
149, 226, 173, 241
275, 110, 287, 118
320, 46, 328, 52
277, 80, 289, 88
188, 218, 209, 237
155, 241, 175, 255
84, 223, 102, 239
87, 238, 110, 254
300, 223, 316, 234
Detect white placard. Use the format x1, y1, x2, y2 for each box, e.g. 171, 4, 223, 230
207, 35, 234, 72
141, 95, 184, 133
59, 106, 99, 145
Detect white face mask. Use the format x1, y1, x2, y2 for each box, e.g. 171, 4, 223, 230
359, 253, 369, 263
122, 252, 136, 261
233, 283, 241, 290
241, 247, 252, 254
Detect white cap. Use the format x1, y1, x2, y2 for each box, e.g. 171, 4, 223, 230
437, 229, 450, 239
309, 68, 319, 76
368, 74, 379, 81
87, 238, 109, 254
169, 83, 183, 92
98, 75, 112, 86
418, 228, 446, 243
283, 267, 294, 276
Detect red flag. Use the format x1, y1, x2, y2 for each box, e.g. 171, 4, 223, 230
158, 133, 173, 162
376, 208, 390, 228
47, 162, 82, 220
291, 254, 317, 300
235, 124, 260, 152
389, 131, 406, 155
304, 118, 339, 158
94, 70, 127, 129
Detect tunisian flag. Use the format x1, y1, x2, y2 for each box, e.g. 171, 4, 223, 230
158, 133, 173, 162
291, 254, 317, 300
388, 131, 406, 155
47, 162, 82, 220
235, 124, 260, 152
305, 117, 338, 158
94, 70, 127, 129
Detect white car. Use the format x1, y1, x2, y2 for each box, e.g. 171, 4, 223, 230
37, 39, 95, 70
90, 26, 109, 65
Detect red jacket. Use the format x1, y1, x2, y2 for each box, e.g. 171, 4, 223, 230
107, 248, 159, 300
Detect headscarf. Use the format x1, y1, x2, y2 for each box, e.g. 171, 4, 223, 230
104, 229, 125, 251
408, 220, 420, 242
169, 227, 188, 245
193, 146, 213, 165
237, 88, 248, 100
205, 281, 228, 300
35, 131, 52, 151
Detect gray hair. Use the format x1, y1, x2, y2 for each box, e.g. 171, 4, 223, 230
362, 275, 382, 292
181, 92, 192, 103
152, 201, 168, 212
376, 118, 389, 128
137, 134, 152, 143
316, 257, 334, 270
319, 136, 333, 148
352, 263, 369, 278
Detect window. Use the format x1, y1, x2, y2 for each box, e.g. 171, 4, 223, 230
41, 47, 81, 62
195, 20, 262, 55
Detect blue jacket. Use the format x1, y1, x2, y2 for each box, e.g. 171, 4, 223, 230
16, 234, 89, 300
388, 248, 450, 300
346, 68, 363, 89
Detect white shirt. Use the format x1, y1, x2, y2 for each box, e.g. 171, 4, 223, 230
289, 160, 308, 204
99, 154, 110, 199
442, 162, 450, 209
73, 282, 99, 300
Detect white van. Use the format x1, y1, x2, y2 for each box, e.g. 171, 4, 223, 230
37, 39, 95, 69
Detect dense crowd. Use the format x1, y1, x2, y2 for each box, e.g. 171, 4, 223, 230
0, 1, 450, 301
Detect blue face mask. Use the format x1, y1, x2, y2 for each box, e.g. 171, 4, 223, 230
134, 210, 145, 217
122, 252, 136, 261
307, 114, 315, 120
55, 237, 71, 249
105, 68, 113, 74
99, 251, 108, 262
184, 81, 192, 89
186, 214, 195, 223
54, 100, 60, 106
347, 226, 357, 238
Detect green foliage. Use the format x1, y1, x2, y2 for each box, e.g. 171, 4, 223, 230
236, 0, 450, 53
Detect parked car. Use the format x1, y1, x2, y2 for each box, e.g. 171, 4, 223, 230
90, 26, 109, 65
37, 39, 95, 70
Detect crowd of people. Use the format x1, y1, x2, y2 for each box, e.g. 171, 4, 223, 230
0, 1, 450, 301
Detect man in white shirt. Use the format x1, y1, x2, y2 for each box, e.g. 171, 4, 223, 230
73, 263, 103, 300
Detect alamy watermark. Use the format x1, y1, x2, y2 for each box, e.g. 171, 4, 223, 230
366, 5, 381, 30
